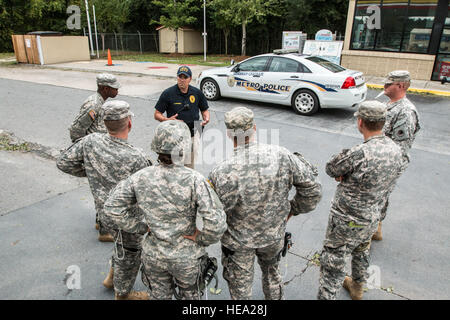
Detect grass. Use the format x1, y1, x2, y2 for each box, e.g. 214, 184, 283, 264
0, 52, 14, 60
0, 135, 30, 152
98, 52, 249, 67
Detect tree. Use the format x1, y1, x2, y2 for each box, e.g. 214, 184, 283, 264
230, 0, 282, 56
283, 0, 348, 37
209, 0, 236, 55
151, 0, 200, 53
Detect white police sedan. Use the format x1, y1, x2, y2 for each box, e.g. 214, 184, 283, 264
198, 52, 367, 116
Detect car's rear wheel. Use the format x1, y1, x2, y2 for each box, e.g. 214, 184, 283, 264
201, 78, 221, 101
291, 89, 319, 116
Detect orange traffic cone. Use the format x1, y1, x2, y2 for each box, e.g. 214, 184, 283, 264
106, 49, 113, 66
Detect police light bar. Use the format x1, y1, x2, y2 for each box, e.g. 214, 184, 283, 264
273, 48, 300, 54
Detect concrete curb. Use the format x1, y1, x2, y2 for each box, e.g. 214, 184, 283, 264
367, 83, 450, 97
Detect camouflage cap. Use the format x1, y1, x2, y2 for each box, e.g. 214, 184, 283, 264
384, 70, 411, 84
96, 73, 121, 89
354, 100, 387, 121
224, 107, 254, 132
151, 120, 191, 155
103, 100, 134, 121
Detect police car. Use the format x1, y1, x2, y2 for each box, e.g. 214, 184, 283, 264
198, 52, 367, 116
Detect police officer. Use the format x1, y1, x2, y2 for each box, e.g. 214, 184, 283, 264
208, 107, 322, 300
57, 101, 151, 300
153, 66, 210, 169
373, 70, 421, 240
317, 101, 404, 300
104, 120, 226, 300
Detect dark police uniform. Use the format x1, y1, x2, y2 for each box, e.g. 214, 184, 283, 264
155, 84, 209, 137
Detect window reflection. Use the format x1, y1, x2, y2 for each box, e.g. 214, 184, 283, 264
375, 0, 409, 51
351, 1, 381, 50
351, 0, 440, 53
402, 0, 438, 53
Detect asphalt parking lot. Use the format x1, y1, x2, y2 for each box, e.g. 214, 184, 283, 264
0, 69, 449, 300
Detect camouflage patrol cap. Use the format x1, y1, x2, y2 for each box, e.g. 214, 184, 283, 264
96, 73, 121, 89
103, 100, 134, 121
354, 100, 386, 121
384, 70, 411, 84
224, 107, 254, 132
151, 120, 191, 155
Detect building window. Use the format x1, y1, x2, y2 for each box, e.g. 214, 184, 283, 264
351, 0, 381, 50
351, 0, 439, 53
432, 4, 450, 80
401, 0, 438, 53
375, 0, 409, 52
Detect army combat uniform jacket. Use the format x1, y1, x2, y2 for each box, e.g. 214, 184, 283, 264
383, 97, 421, 163
69, 93, 107, 142
104, 164, 227, 261
56, 132, 151, 243
326, 135, 404, 226
209, 142, 322, 250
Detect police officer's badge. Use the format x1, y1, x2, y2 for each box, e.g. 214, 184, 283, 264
227, 75, 236, 87
189, 95, 196, 103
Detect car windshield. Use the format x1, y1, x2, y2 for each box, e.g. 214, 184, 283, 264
306, 57, 346, 73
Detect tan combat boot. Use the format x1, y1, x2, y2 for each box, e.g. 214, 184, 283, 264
372, 222, 383, 241
343, 276, 364, 300
98, 233, 114, 242
102, 267, 114, 289
115, 291, 150, 300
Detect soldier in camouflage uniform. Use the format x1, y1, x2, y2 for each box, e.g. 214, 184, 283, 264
68, 73, 120, 232
104, 120, 227, 300
69, 73, 120, 143
208, 107, 322, 300
373, 70, 421, 240
57, 101, 151, 300
317, 101, 404, 300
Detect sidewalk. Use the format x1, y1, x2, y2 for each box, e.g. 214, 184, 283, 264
9, 58, 450, 97
364, 75, 450, 97
40, 59, 212, 80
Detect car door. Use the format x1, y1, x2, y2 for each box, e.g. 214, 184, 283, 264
258, 56, 308, 104
227, 56, 270, 101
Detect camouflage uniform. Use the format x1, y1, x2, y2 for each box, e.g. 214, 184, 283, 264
380, 70, 421, 221
69, 73, 120, 142
57, 101, 151, 296
209, 107, 322, 300
104, 120, 227, 300
318, 101, 404, 300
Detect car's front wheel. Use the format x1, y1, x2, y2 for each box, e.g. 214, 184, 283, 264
291, 89, 319, 116
200, 78, 221, 101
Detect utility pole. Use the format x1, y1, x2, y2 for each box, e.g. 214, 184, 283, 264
93, 5, 99, 58
203, 0, 207, 61
84, 0, 95, 56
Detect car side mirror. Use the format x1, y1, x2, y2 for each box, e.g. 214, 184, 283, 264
233, 65, 240, 72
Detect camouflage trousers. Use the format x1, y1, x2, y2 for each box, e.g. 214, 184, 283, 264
96, 206, 112, 236
381, 157, 409, 222
221, 239, 284, 300
141, 254, 202, 300
317, 215, 378, 300
111, 230, 144, 296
